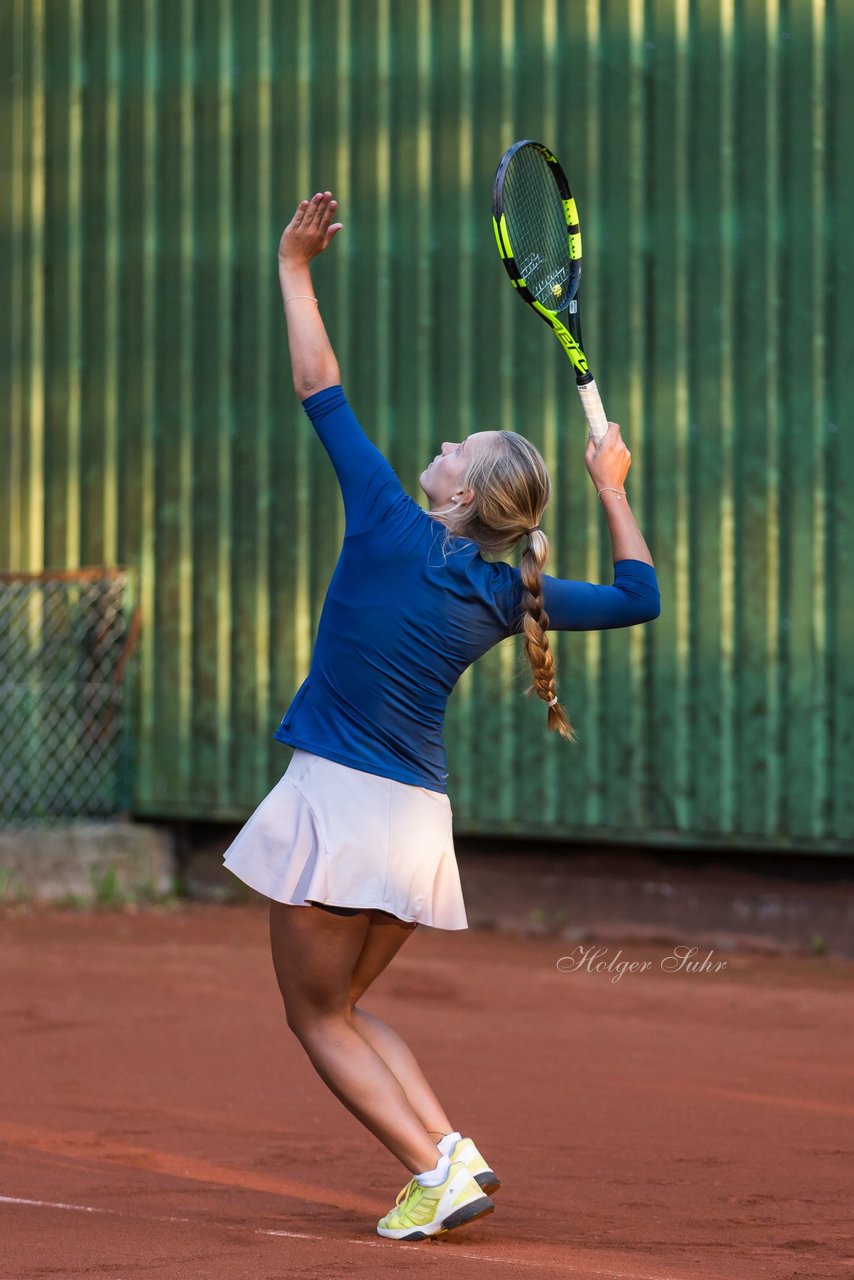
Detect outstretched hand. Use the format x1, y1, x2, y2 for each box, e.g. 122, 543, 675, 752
585, 421, 632, 492
279, 191, 343, 268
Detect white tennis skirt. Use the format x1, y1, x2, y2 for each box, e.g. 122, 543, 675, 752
222, 749, 468, 930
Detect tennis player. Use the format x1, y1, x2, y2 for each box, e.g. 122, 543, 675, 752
223, 191, 660, 1241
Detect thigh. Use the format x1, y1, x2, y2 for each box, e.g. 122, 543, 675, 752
269, 901, 371, 1022
349, 910, 418, 1007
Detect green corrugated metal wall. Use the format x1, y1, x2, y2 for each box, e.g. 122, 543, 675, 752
2, 0, 852, 850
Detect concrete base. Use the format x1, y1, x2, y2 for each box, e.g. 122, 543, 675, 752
4, 821, 853, 960
0, 822, 177, 906
456, 841, 854, 959
164, 824, 854, 959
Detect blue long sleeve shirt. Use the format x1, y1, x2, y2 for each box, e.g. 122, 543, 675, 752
274, 385, 660, 792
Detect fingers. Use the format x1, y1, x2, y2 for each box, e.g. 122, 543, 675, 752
586, 419, 631, 492
293, 193, 341, 252
289, 198, 310, 229
587, 421, 621, 455
602, 423, 630, 458
302, 190, 336, 228
320, 200, 339, 233
279, 191, 340, 265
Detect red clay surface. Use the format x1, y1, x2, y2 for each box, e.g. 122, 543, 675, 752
1, 901, 852, 1280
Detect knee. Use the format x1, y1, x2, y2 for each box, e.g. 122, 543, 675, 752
284, 999, 350, 1043
347, 983, 365, 1013
283, 1001, 301, 1037
283, 999, 314, 1041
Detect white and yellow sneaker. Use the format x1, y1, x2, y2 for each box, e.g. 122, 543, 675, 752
450, 1136, 501, 1196
376, 1158, 495, 1241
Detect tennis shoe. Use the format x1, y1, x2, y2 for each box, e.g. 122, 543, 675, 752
450, 1136, 501, 1196
376, 1158, 494, 1240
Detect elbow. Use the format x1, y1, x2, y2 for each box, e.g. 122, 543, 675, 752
293, 364, 341, 402
621, 567, 660, 624
623, 587, 660, 626
640, 590, 661, 623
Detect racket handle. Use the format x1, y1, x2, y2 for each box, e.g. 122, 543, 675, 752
577, 379, 608, 444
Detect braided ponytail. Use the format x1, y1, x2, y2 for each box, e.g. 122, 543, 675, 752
426, 429, 574, 740
519, 528, 574, 740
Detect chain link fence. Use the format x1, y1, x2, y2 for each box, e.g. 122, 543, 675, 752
0, 570, 139, 826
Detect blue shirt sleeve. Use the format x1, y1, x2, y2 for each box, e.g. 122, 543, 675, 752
301, 384, 406, 535
502, 559, 661, 633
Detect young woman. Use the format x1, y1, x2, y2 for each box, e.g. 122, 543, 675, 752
223, 191, 660, 1242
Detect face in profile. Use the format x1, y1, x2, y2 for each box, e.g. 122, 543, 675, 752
419, 431, 499, 510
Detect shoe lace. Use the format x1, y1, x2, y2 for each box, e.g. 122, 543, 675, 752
395, 1177, 418, 1207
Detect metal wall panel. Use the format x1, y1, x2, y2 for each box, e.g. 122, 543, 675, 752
2, 0, 852, 850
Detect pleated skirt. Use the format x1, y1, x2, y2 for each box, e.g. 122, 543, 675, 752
222, 749, 468, 930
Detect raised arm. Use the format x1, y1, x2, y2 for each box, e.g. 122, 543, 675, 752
277, 193, 407, 534
278, 191, 344, 399
504, 420, 660, 633
584, 420, 654, 566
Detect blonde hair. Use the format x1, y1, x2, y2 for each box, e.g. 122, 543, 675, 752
431, 431, 574, 741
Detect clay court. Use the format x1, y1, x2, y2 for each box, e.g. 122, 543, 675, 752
2, 899, 852, 1280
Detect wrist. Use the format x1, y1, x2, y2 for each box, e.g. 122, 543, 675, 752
278, 257, 313, 278
596, 486, 627, 502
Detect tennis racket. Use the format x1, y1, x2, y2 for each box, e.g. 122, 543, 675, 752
492, 139, 608, 444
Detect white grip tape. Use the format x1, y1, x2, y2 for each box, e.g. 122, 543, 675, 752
577, 379, 608, 444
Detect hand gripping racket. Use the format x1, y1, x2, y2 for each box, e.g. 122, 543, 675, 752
492, 139, 608, 444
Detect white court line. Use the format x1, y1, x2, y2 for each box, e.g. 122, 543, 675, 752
0, 1195, 192, 1225
1, 1195, 115, 1215
1, 1194, 687, 1278
254, 1229, 326, 1242
258, 1228, 432, 1256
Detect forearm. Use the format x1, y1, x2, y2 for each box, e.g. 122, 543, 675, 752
279, 261, 340, 400
598, 491, 654, 566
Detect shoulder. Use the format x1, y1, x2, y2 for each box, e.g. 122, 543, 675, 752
483, 558, 518, 594
490, 561, 524, 631
462, 556, 523, 631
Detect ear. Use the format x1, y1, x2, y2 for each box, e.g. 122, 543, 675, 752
455, 486, 476, 509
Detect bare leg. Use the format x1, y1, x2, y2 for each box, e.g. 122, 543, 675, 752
350, 1009, 454, 1137
269, 901, 441, 1175
347, 909, 456, 1141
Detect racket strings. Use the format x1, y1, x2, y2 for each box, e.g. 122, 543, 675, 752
502, 148, 574, 313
